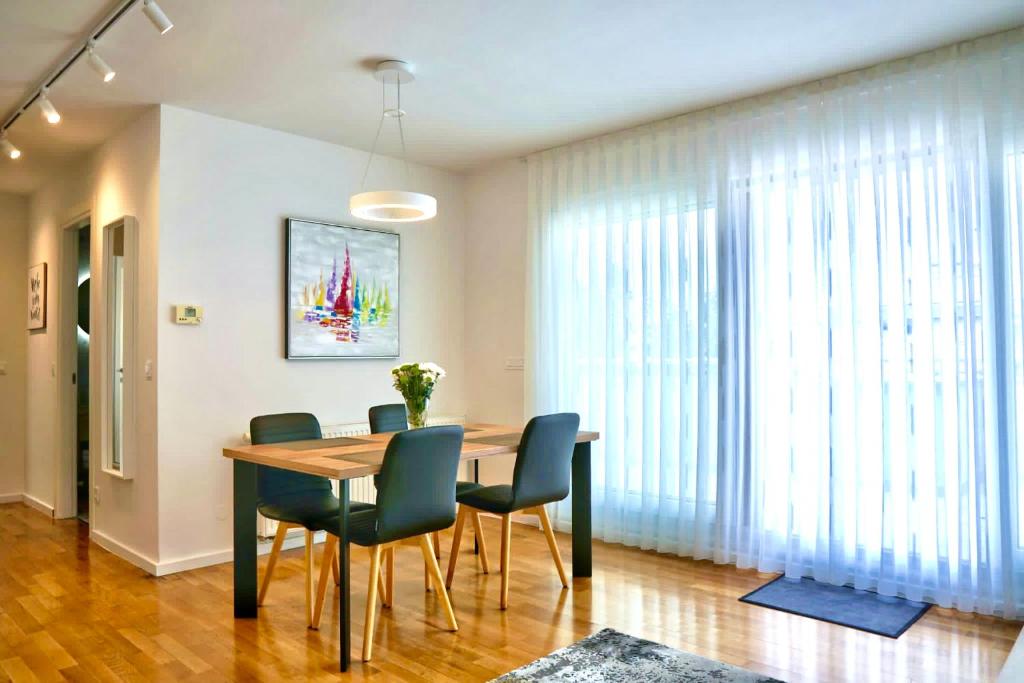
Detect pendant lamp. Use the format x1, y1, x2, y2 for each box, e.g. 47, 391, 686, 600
350, 60, 437, 222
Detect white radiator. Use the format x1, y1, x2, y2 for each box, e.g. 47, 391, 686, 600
244, 415, 465, 539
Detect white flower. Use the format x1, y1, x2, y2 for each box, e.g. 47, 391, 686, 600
418, 362, 446, 379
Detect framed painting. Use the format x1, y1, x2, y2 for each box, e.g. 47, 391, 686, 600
286, 218, 399, 359
28, 263, 46, 330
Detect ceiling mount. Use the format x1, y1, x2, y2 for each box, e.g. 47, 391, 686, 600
350, 58, 436, 223
373, 60, 415, 84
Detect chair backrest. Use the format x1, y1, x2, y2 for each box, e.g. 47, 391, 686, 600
250, 413, 333, 505
368, 403, 408, 433
374, 425, 464, 543
511, 413, 581, 509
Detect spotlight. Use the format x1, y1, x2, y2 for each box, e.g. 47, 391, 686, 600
142, 0, 173, 35
1, 136, 21, 160
87, 43, 116, 82
38, 90, 61, 125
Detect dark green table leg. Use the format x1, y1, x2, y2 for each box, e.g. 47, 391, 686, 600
473, 459, 480, 555
571, 441, 592, 578
233, 460, 258, 618
338, 480, 351, 672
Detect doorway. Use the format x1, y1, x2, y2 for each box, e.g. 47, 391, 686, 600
74, 222, 90, 522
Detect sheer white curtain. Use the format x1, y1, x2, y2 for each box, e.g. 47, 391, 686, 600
527, 29, 1024, 617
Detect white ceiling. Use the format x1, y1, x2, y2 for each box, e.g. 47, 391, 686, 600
1, 0, 1022, 194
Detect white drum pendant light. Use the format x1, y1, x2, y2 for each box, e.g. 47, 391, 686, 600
350, 60, 437, 222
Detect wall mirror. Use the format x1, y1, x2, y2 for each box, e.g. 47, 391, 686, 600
103, 216, 138, 479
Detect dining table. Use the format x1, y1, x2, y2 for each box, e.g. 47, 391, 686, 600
222, 422, 600, 672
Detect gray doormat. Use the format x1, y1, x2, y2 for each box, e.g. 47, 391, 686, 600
739, 575, 930, 638
491, 628, 782, 682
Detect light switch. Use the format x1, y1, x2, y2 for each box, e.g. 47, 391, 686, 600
144, 360, 153, 380
0, 361, 6, 375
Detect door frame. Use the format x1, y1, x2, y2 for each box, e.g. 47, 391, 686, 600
56, 213, 91, 520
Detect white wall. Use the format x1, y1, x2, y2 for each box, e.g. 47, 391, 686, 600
463, 159, 528, 484
0, 193, 28, 500
26, 108, 160, 563
156, 106, 468, 567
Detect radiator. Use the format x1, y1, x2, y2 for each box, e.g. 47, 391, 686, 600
245, 415, 465, 539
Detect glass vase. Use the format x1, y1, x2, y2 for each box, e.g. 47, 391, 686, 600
405, 397, 428, 429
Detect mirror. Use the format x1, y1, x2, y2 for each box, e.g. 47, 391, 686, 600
103, 217, 136, 479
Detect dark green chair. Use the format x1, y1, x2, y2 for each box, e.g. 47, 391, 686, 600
445, 412, 580, 609
311, 425, 463, 661
366, 405, 480, 571
368, 403, 408, 433
250, 412, 372, 626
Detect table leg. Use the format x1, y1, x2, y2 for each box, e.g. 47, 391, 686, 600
233, 460, 258, 618
473, 459, 480, 555
338, 480, 351, 672
571, 442, 592, 578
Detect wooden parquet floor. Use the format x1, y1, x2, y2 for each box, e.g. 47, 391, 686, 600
0, 502, 1018, 682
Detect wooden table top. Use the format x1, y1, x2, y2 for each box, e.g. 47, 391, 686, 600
222, 423, 600, 480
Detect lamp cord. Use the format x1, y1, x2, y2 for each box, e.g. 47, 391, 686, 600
358, 71, 412, 191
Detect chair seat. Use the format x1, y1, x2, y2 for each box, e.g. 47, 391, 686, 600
455, 484, 517, 514
311, 506, 382, 546
258, 492, 373, 528
376, 477, 478, 494
312, 503, 461, 547
455, 480, 479, 496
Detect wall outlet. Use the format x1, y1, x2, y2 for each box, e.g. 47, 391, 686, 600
504, 357, 524, 371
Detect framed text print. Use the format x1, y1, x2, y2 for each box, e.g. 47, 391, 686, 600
28, 263, 46, 330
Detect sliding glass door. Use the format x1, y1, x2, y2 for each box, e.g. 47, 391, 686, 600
528, 29, 1024, 617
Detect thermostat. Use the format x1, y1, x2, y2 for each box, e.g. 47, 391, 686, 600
175, 304, 203, 325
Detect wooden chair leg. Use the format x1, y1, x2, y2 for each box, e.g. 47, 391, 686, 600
419, 535, 458, 632
258, 522, 292, 606
311, 534, 338, 629
371, 547, 388, 604
445, 505, 468, 589
469, 511, 490, 574
383, 547, 394, 608
304, 530, 315, 627
500, 514, 511, 610
362, 545, 383, 661
536, 505, 568, 588
331, 550, 340, 586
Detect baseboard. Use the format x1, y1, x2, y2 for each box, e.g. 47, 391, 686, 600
91, 529, 159, 575
0, 493, 23, 504
152, 530, 329, 577
21, 493, 55, 517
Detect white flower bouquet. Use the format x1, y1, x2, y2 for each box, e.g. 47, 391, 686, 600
391, 362, 446, 428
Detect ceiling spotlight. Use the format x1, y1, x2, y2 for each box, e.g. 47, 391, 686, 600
1, 135, 21, 160
38, 89, 61, 125
142, 0, 174, 35
87, 42, 116, 82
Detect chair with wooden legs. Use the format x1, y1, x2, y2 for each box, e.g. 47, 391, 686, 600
311, 425, 464, 661
445, 412, 580, 609
367, 404, 480, 590
250, 413, 373, 628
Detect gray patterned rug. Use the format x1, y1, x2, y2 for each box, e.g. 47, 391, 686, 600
491, 628, 783, 682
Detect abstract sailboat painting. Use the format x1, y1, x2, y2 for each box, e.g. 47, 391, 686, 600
286, 219, 399, 359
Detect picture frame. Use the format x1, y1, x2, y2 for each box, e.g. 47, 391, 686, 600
285, 218, 400, 359
28, 262, 47, 330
